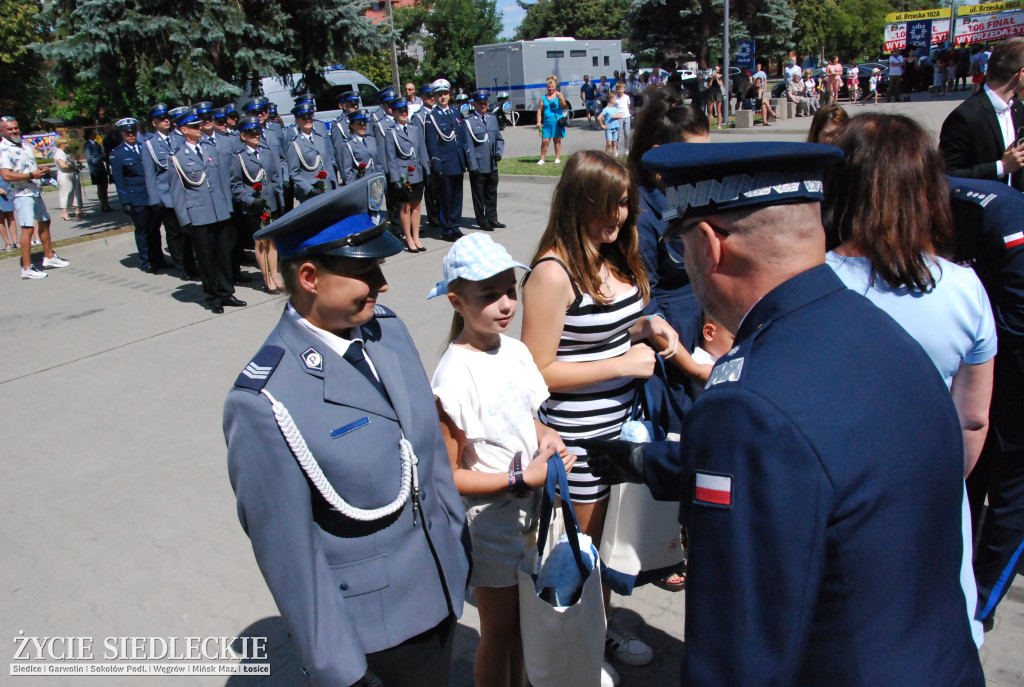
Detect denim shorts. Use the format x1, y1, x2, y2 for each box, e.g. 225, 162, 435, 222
605, 128, 620, 142
14, 195, 48, 227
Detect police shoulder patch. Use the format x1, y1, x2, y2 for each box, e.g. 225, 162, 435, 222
235, 345, 285, 392
705, 356, 744, 389
373, 304, 397, 318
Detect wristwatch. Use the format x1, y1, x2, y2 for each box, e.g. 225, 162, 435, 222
508, 451, 532, 498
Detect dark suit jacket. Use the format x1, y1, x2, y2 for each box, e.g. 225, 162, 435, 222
939, 89, 1024, 190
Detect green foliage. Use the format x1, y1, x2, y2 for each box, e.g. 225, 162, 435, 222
420, 0, 501, 91
516, 0, 630, 40
744, 0, 796, 66
0, 0, 51, 126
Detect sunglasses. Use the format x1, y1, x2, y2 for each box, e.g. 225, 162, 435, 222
661, 219, 732, 264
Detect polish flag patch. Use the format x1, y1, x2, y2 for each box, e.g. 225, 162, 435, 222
1005, 231, 1024, 248
695, 472, 733, 508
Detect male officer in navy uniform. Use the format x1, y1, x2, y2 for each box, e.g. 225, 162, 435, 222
949, 176, 1024, 632
110, 117, 167, 273
224, 175, 468, 687
424, 79, 468, 241
580, 142, 986, 687
168, 108, 242, 313
330, 91, 362, 177
464, 90, 505, 232
143, 103, 196, 280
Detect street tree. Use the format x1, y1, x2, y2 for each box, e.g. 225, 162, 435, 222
419, 0, 501, 92
515, 0, 630, 40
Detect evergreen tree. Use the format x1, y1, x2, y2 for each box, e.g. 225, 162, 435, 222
743, 0, 796, 68
627, 0, 748, 66
0, 0, 49, 125
420, 0, 501, 91
515, 0, 630, 41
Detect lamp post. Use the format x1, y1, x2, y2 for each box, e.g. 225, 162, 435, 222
386, 0, 401, 94
723, 0, 731, 123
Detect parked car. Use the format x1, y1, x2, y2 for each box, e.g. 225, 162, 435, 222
239, 68, 380, 127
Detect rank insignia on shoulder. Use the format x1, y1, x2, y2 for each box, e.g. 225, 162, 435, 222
373, 304, 396, 318
302, 347, 323, 371
705, 356, 744, 388
695, 471, 733, 508
235, 345, 285, 392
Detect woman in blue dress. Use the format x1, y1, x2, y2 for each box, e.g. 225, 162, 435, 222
536, 75, 567, 165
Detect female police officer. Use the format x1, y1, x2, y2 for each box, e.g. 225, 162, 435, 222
223, 174, 469, 687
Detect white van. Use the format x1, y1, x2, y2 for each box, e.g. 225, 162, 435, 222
241, 68, 381, 127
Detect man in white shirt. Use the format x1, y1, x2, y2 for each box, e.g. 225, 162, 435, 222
0, 116, 69, 279
940, 37, 1024, 191
887, 50, 905, 102
785, 58, 802, 86
752, 63, 767, 86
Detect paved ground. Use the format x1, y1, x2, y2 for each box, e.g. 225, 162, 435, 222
2, 90, 1022, 686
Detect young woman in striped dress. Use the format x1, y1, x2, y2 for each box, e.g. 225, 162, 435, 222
521, 150, 690, 675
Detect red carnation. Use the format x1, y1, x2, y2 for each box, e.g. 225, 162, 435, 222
407, 165, 415, 172
252, 182, 263, 192
358, 162, 368, 170
260, 212, 271, 222
316, 170, 328, 179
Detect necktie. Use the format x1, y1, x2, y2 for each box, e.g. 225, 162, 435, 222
403, 125, 408, 134
343, 341, 388, 400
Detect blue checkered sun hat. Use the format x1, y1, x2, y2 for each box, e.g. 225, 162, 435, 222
427, 233, 529, 299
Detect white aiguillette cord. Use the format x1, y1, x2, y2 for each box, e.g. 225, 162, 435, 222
260, 389, 420, 523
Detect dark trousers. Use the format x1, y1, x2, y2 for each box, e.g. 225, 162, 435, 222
469, 169, 499, 227
423, 170, 441, 226
365, 615, 455, 687
190, 221, 235, 305
155, 205, 196, 277
91, 169, 111, 210
437, 172, 463, 235
127, 204, 164, 269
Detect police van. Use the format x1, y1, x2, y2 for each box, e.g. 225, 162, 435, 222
242, 67, 380, 127
473, 38, 630, 120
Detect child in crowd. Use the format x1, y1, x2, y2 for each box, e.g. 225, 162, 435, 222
866, 68, 880, 104
693, 311, 735, 365
600, 93, 622, 157
429, 233, 575, 687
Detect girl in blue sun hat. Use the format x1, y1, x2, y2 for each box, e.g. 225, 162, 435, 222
428, 233, 576, 687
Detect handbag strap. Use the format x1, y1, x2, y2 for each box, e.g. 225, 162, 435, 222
535, 458, 589, 580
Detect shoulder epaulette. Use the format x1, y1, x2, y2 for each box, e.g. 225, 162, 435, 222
234, 345, 285, 392
949, 185, 998, 208
373, 304, 397, 318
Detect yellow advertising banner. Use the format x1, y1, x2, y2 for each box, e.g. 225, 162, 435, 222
958, 0, 1023, 16
885, 7, 951, 22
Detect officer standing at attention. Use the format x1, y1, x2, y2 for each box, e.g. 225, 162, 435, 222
373, 93, 402, 233
231, 116, 282, 294
338, 111, 381, 185
411, 85, 442, 229
143, 103, 196, 280
580, 142, 986, 687
168, 108, 242, 314
224, 175, 469, 687
330, 92, 362, 181
288, 101, 338, 203
424, 79, 468, 241
290, 94, 330, 139
110, 117, 167, 273
949, 177, 1024, 633
247, 98, 289, 211
464, 90, 505, 232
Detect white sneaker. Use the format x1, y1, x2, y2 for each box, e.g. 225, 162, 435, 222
554, 158, 562, 163
536, 159, 545, 165
21, 266, 47, 279
42, 254, 70, 269
606, 626, 654, 666
31, 239, 41, 246
601, 660, 620, 687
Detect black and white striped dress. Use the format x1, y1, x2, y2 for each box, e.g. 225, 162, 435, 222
534, 257, 644, 503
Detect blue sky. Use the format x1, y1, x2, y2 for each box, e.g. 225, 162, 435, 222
497, 0, 525, 38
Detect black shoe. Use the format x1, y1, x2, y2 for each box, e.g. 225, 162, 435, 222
418, 246, 427, 252
441, 231, 463, 242
141, 264, 154, 273
479, 223, 493, 232
211, 304, 225, 314
222, 296, 247, 307
491, 221, 506, 228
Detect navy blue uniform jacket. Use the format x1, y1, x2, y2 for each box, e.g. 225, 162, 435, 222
223, 307, 469, 687
109, 143, 150, 207
643, 265, 984, 686
425, 106, 469, 176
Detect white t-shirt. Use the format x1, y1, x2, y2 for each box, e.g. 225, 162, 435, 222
616, 92, 632, 120
889, 54, 904, 76
431, 334, 549, 473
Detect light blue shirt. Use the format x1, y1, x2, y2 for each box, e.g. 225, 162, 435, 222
826, 252, 997, 387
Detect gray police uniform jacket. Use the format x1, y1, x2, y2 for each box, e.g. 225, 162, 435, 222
261, 124, 290, 189
168, 142, 233, 227
223, 307, 469, 687
230, 144, 281, 215
373, 116, 396, 170
339, 134, 381, 186
463, 110, 504, 174
142, 133, 178, 208
287, 131, 338, 202
202, 134, 235, 209
383, 123, 429, 185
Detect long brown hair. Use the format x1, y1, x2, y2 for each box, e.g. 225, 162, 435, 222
529, 150, 649, 304
822, 113, 953, 292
